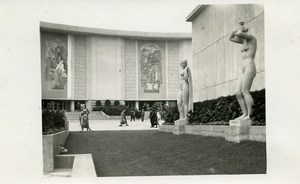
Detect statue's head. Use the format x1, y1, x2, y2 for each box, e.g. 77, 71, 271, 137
180, 60, 188, 69
237, 21, 248, 33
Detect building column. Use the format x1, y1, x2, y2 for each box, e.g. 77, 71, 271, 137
86, 99, 92, 110
70, 100, 75, 112
135, 101, 139, 110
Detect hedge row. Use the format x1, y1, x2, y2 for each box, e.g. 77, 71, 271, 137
161, 106, 179, 125
92, 105, 130, 116
95, 100, 120, 107
188, 89, 265, 126
42, 109, 66, 134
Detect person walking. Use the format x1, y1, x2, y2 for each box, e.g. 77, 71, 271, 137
140, 109, 145, 122
149, 108, 158, 128
156, 110, 161, 125
119, 109, 128, 126
130, 110, 135, 121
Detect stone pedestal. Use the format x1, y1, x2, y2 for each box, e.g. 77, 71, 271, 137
225, 119, 252, 143
173, 119, 188, 135
229, 119, 252, 126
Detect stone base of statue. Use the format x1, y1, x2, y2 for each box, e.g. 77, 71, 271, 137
173, 119, 188, 135
225, 119, 252, 143
229, 119, 252, 126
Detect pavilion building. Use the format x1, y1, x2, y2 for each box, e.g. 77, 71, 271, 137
40, 22, 192, 111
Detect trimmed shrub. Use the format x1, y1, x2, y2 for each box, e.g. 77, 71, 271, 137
96, 100, 101, 106
42, 109, 66, 134
92, 106, 101, 111
152, 102, 162, 111
105, 99, 111, 106
92, 105, 130, 116
188, 89, 265, 126
114, 100, 120, 106
161, 105, 179, 125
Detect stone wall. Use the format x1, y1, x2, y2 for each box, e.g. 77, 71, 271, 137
159, 124, 266, 143
191, 4, 265, 102
43, 124, 69, 173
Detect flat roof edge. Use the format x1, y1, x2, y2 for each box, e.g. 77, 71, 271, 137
40, 22, 192, 40
186, 5, 207, 22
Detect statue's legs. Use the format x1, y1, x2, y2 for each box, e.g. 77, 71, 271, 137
177, 91, 184, 119
182, 85, 189, 119
241, 65, 256, 120
235, 70, 248, 120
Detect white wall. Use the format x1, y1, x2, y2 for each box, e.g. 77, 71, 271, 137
89, 36, 123, 100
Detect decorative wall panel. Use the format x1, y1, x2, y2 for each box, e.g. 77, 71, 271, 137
167, 41, 179, 99
41, 32, 68, 99
74, 36, 87, 99
125, 40, 136, 99
138, 41, 166, 99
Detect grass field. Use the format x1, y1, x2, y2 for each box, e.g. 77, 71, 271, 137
63, 130, 266, 177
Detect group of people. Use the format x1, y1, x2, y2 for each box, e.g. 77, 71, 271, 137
119, 108, 161, 127
78, 104, 161, 129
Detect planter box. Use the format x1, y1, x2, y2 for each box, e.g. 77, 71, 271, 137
43, 121, 69, 173
249, 126, 266, 142
159, 125, 174, 133
185, 125, 226, 137
159, 123, 266, 143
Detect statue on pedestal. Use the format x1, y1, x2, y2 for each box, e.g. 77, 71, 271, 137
177, 60, 193, 120
229, 21, 257, 121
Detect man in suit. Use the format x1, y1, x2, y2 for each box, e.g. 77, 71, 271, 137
149, 108, 158, 128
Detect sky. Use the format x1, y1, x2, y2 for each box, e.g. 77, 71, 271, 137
38, 0, 201, 33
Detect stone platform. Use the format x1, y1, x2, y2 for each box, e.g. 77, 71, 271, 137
173, 119, 188, 135
229, 119, 252, 126
225, 119, 252, 143
159, 119, 265, 143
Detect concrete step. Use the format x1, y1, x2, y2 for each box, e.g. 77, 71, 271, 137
44, 169, 72, 178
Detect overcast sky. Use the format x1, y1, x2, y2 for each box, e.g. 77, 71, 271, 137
38, 0, 200, 33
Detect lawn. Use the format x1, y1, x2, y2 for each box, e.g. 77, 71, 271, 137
63, 130, 266, 177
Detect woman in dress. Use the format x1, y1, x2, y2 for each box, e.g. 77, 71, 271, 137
79, 104, 92, 131
177, 60, 193, 120
229, 21, 257, 120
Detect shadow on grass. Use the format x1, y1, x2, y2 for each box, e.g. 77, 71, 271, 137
63, 130, 266, 177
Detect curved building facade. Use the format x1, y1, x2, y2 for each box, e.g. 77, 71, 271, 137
40, 22, 192, 111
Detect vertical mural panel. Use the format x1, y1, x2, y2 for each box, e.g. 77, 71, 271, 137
167, 41, 179, 99
138, 41, 166, 99
41, 32, 68, 99
125, 40, 136, 99
74, 36, 87, 99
